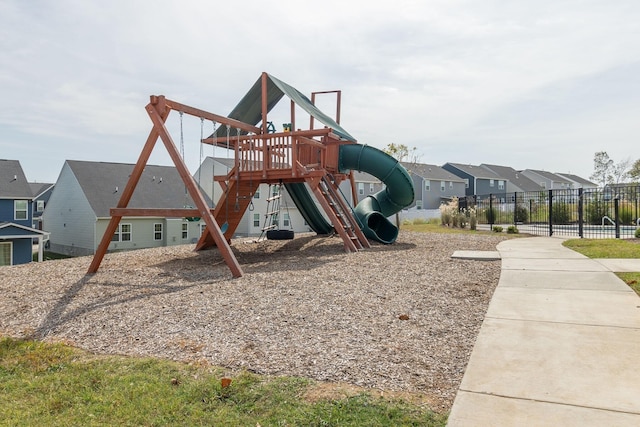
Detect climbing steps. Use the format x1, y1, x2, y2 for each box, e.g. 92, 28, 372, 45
309, 174, 370, 252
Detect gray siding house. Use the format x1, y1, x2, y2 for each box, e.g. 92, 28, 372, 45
481, 164, 543, 193
402, 162, 466, 209
43, 160, 207, 256
521, 169, 573, 190
442, 162, 507, 200
556, 173, 597, 190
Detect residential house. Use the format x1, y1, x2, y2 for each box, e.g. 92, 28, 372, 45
43, 160, 208, 256
350, 170, 385, 205
30, 182, 55, 230
555, 173, 597, 190
193, 157, 314, 237
521, 169, 573, 190
480, 164, 543, 193
0, 159, 50, 265
442, 162, 508, 200
402, 162, 466, 209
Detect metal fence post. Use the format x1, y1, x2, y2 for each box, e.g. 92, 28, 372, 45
578, 188, 583, 238
548, 190, 553, 236
614, 198, 620, 239
489, 194, 494, 227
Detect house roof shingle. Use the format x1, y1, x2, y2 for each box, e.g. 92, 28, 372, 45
444, 162, 502, 180
0, 159, 32, 199
555, 173, 596, 186
402, 162, 466, 182
66, 160, 210, 218
481, 164, 542, 192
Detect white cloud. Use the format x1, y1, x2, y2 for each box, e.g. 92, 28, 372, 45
1, 0, 639, 183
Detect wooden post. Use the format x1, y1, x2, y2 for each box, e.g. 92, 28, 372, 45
87, 99, 169, 274
147, 102, 244, 278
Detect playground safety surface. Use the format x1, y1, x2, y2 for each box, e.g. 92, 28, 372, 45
0, 230, 510, 412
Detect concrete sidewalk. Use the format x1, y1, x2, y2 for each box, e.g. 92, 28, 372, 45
448, 237, 640, 426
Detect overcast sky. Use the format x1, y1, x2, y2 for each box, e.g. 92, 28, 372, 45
1, 0, 638, 184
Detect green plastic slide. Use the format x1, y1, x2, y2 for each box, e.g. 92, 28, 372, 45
285, 144, 414, 244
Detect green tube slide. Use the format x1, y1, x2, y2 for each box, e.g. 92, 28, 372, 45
284, 144, 414, 244
338, 144, 415, 244
284, 182, 333, 235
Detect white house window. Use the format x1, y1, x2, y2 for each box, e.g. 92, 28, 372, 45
541, 181, 547, 189
272, 186, 279, 197
112, 223, 132, 242
464, 179, 469, 189
0, 242, 12, 266
440, 181, 445, 192
200, 224, 207, 235
425, 180, 430, 191
254, 187, 260, 199
283, 213, 290, 227
153, 223, 163, 241
498, 180, 505, 190
449, 181, 453, 189
416, 200, 423, 209
14, 200, 28, 220
489, 179, 495, 187
358, 183, 364, 195
181, 222, 188, 239
36, 200, 45, 212
369, 183, 375, 192
253, 213, 260, 227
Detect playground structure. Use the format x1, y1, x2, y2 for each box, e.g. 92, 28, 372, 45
87, 73, 415, 278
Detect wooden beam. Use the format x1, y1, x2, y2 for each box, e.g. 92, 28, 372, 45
154, 96, 260, 135
110, 208, 211, 217
87, 102, 169, 274
147, 102, 244, 278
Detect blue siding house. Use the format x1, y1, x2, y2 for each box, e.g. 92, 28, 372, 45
0, 159, 49, 265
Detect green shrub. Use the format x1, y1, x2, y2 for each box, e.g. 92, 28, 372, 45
492, 226, 503, 233
458, 213, 468, 229
636, 228, 640, 239
619, 204, 634, 225
469, 213, 477, 231
551, 202, 571, 224
514, 204, 528, 223
507, 225, 519, 234
485, 207, 497, 224
441, 211, 452, 226
585, 199, 609, 225
411, 218, 429, 225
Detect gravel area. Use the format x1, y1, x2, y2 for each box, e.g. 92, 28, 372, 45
0, 230, 510, 411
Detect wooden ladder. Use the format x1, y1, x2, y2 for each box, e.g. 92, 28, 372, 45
310, 174, 371, 252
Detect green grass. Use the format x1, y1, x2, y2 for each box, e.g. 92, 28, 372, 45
563, 238, 640, 296
618, 272, 640, 295
0, 337, 446, 426
33, 251, 74, 262
562, 239, 640, 258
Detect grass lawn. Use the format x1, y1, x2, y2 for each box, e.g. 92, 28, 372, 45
0, 337, 446, 426
563, 238, 640, 295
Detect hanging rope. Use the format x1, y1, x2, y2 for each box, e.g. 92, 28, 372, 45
179, 111, 188, 208
210, 120, 217, 209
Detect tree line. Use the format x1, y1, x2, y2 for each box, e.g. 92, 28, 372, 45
590, 152, 640, 187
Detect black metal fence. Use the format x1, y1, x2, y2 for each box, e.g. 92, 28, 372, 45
458, 185, 640, 238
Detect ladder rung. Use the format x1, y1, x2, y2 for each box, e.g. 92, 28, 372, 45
262, 225, 277, 231
266, 195, 281, 201
265, 210, 279, 215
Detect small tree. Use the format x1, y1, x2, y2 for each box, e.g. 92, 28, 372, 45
628, 158, 640, 183
590, 151, 613, 187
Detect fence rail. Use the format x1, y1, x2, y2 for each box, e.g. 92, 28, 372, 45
459, 185, 640, 239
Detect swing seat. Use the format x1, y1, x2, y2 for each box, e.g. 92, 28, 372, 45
266, 229, 294, 240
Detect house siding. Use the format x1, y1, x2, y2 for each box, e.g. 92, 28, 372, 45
442, 165, 475, 196
0, 199, 32, 227
42, 163, 96, 256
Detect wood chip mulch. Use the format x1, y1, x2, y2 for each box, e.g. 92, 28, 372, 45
0, 230, 510, 412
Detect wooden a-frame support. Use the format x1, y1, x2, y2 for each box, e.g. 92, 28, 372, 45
87, 96, 245, 278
